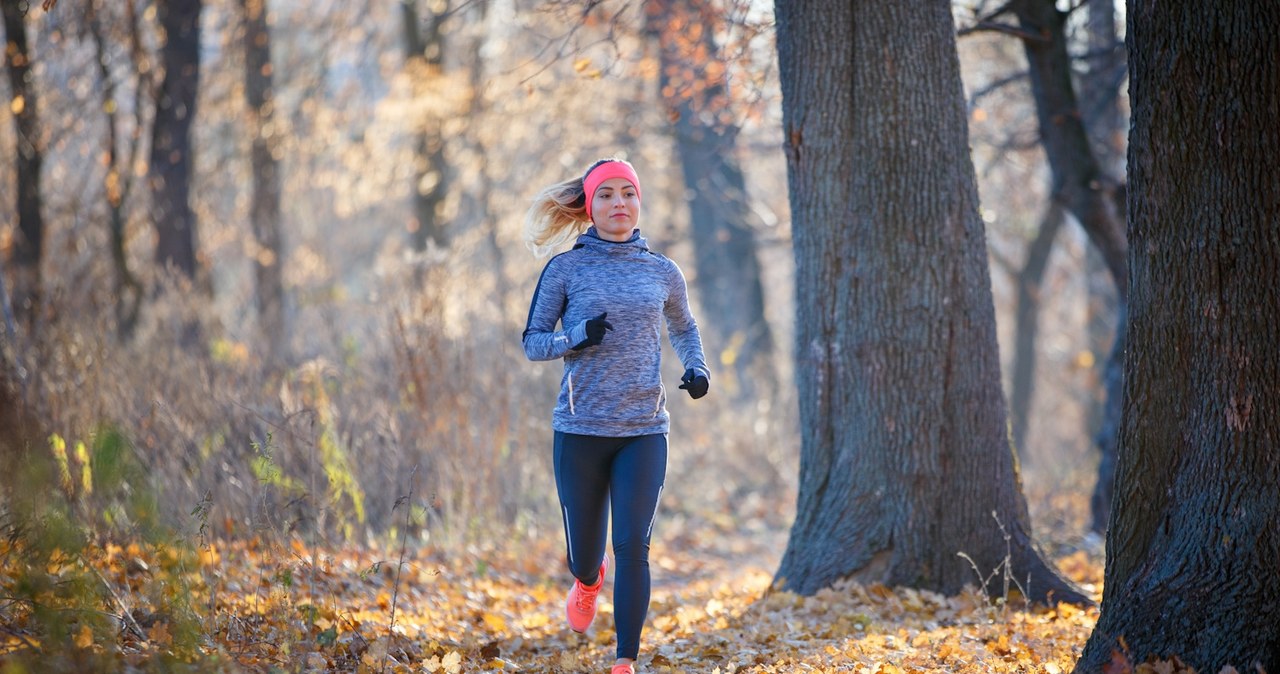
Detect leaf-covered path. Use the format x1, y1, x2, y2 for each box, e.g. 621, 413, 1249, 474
2, 518, 1105, 673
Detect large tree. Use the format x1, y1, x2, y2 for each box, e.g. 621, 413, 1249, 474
1074, 3, 1280, 671
2, 0, 45, 324
772, 0, 1084, 604
646, 0, 775, 400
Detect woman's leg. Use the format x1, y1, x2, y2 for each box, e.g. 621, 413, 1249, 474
609, 433, 668, 661
554, 431, 613, 583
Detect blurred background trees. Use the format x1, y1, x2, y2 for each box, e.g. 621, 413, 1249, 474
0, 0, 1125, 554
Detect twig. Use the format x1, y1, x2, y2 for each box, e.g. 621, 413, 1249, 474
959, 19, 1046, 41
956, 0, 1015, 37
84, 561, 147, 641
0, 622, 41, 652
968, 70, 1029, 108
382, 465, 419, 674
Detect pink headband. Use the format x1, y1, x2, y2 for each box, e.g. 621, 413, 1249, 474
583, 161, 641, 224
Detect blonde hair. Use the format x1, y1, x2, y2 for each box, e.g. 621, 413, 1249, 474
523, 175, 589, 258
524, 158, 627, 257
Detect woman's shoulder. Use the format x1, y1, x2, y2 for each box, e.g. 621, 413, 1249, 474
645, 250, 684, 275
541, 247, 586, 271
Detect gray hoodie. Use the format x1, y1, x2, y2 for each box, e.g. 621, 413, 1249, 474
523, 227, 710, 436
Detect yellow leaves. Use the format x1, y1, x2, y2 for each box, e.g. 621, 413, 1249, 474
520, 612, 549, 629
49, 434, 73, 494
481, 612, 506, 632
197, 544, 220, 567
572, 57, 602, 79
0, 532, 1104, 674
9, 95, 23, 115
421, 650, 462, 674
74, 625, 94, 649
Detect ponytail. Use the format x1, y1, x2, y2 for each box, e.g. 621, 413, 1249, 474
523, 176, 588, 258
523, 158, 628, 257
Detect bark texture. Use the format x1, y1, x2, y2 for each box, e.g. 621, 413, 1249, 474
2, 0, 44, 323
773, 0, 1084, 605
649, 0, 775, 399
1075, 3, 1280, 671
150, 0, 203, 278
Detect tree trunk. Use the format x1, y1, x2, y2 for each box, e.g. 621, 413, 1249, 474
150, 0, 203, 280
1080, 0, 1125, 535
1010, 0, 1128, 533
772, 0, 1085, 605
648, 0, 775, 400
2, 0, 45, 325
1009, 203, 1064, 458
402, 0, 449, 253
1080, 0, 1125, 176
1075, 3, 1280, 671
1011, 0, 1126, 298
88, 0, 145, 336
241, 0, 285, 359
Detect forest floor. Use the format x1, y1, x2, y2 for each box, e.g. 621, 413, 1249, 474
0, 485, 1122, 674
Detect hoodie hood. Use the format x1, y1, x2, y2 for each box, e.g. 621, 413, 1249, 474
574, 226, 649, 253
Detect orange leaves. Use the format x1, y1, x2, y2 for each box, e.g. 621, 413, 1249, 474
1, 532, 1109, 673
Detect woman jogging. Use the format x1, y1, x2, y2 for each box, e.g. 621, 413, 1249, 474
521, 158, 711, 674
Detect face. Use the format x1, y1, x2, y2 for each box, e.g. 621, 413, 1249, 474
590, 177, 641, 242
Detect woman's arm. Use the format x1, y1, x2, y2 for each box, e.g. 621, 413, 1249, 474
522, 256, 589, 361
663, 260, 711, 380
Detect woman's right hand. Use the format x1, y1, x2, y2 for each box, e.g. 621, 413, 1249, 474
572, 312, 613, 350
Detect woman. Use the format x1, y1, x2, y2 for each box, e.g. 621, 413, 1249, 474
522, 158, 710, 674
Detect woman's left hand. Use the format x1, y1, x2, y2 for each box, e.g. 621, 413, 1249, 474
679, 368, 709, 399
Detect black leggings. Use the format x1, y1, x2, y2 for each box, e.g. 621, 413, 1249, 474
554, 431, 667, 660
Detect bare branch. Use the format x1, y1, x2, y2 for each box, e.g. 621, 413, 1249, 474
958, 20, 1047, 42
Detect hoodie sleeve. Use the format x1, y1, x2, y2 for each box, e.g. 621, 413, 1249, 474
522, 254, 588, 361
663, 259, 711, 380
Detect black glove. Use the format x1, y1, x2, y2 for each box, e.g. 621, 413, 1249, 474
679, 367, 709, 399
572, 312, 613, 350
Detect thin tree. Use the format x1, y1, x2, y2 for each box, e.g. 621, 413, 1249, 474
1007, 0, 1130, 539
646, 0, 775, 400
87, 0, 147, 336
150, 0, 203, 280
401, 0, 449, 253
2, 0, 45, 325
1074, 2, 1280, 671
967, 0, 1130, 528
240, 0, 284, 359
772, 0, 1085, 604
1008, 203, 1064, 459
1079, 0, 1125, 535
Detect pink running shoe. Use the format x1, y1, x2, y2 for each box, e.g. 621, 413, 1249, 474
566, 557, 609, 633
611, 663, 636, 674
